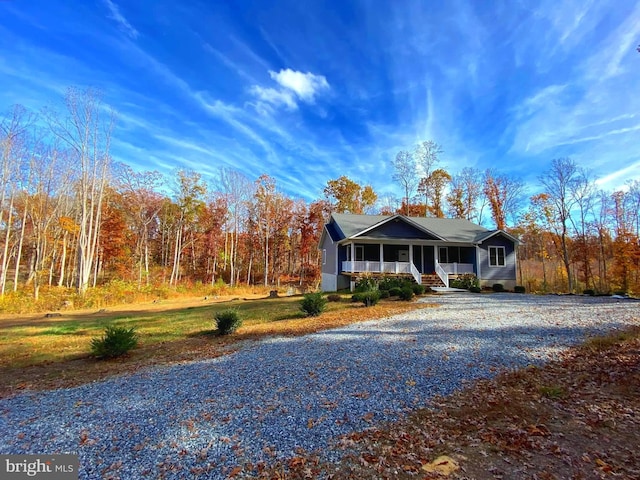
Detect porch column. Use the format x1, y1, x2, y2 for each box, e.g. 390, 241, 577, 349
475, 245, 481, 280
379, 244, 384, 270
409, 243, 414, 267
350, 243, 355, 272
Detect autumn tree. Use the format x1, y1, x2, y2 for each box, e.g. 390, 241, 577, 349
115, 164, 164, 286
483, 169, 524, 230
418, 168, 451, 218
447, 167, 482, 221
323, 176, 377, 214
169, 169, 206, 286
22, 141, 72, 298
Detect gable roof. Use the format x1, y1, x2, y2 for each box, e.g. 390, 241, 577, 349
329, 213, 519, 244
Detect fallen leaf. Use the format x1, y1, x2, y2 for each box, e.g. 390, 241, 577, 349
227, 465, 242, 478
422, 455, 459, 475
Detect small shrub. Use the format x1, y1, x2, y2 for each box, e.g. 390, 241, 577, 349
359, 291, 380, 307
388, 287, 402, 297
514, 285, 526, 294
354, 276, 377, 293
399, 286, 414, 301
214, 308, 242, 335
450, 273, 480, 290
326, 294, 342, 302
582, 289, 595, 296
378, 276, 405, 291
492, 283, 505, 292
538, 385, 565, 399
469, 286, 482, 293
300, 292, 327, 317
412, 284, 425, 295
379, 289, 390, 299
91, 325, 138, 359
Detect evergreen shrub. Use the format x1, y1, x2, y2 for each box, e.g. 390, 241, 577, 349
91, 325, 138, 359
300, 292, 327, 317
399, 286, 414, 301
214, 308, 242, 335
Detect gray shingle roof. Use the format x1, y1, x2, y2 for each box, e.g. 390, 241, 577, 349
330, 213, 509, 244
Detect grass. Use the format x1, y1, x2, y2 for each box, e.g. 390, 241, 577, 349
0, 293, 433, 396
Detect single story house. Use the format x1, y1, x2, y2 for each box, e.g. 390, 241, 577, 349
319, 213, 520, 291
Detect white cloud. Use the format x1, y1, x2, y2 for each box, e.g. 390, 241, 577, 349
103, 0, 139, 39
269, 69, 329, 102
249, 68, 330, 113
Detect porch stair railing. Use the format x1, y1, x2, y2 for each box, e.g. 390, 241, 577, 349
409, 263, 421, 285
434, 260, 449, 288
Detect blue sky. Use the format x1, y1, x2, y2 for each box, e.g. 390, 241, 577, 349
1, 0, 639, 204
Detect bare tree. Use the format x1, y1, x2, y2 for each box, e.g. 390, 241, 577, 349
392, 150, 417, 216
216, 168, 253, 285
45, 87, 115, 294
538, 158, 579, 292
0, 105, 35, 294
568, 169, 596, 289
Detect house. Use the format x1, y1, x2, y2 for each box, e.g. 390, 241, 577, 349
319, 213, 520, 292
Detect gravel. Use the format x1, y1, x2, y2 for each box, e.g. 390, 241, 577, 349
1, 294, 638, 478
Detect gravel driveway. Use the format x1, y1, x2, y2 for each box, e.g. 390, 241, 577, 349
1, 294, 638, 479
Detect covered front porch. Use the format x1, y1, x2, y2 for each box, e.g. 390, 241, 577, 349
340, 242, 476, 288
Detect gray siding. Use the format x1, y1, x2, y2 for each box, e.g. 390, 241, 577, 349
478, 234, 516, 281
320, 231, 338, 275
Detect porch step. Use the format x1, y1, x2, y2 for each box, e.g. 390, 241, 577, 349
421, 274, 445, 288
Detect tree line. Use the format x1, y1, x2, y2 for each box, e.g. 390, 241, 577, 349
1, 88, 638, 299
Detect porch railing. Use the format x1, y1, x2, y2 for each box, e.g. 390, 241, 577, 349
439, 263, 474, 275
342, 261, 420, 284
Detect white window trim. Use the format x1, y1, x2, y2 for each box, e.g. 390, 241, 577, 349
322, 249, 327, 265
488, 246, 506, 267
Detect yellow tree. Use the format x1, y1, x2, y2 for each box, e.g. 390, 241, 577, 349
419, 168, 451, 218
323, 176, 377, 214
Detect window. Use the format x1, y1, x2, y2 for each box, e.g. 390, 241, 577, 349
488, 246, 505, 267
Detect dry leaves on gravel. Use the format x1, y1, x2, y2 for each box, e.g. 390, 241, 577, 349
253, 326, 640, 479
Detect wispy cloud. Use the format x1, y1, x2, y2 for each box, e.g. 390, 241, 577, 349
103, 0, 139, 39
